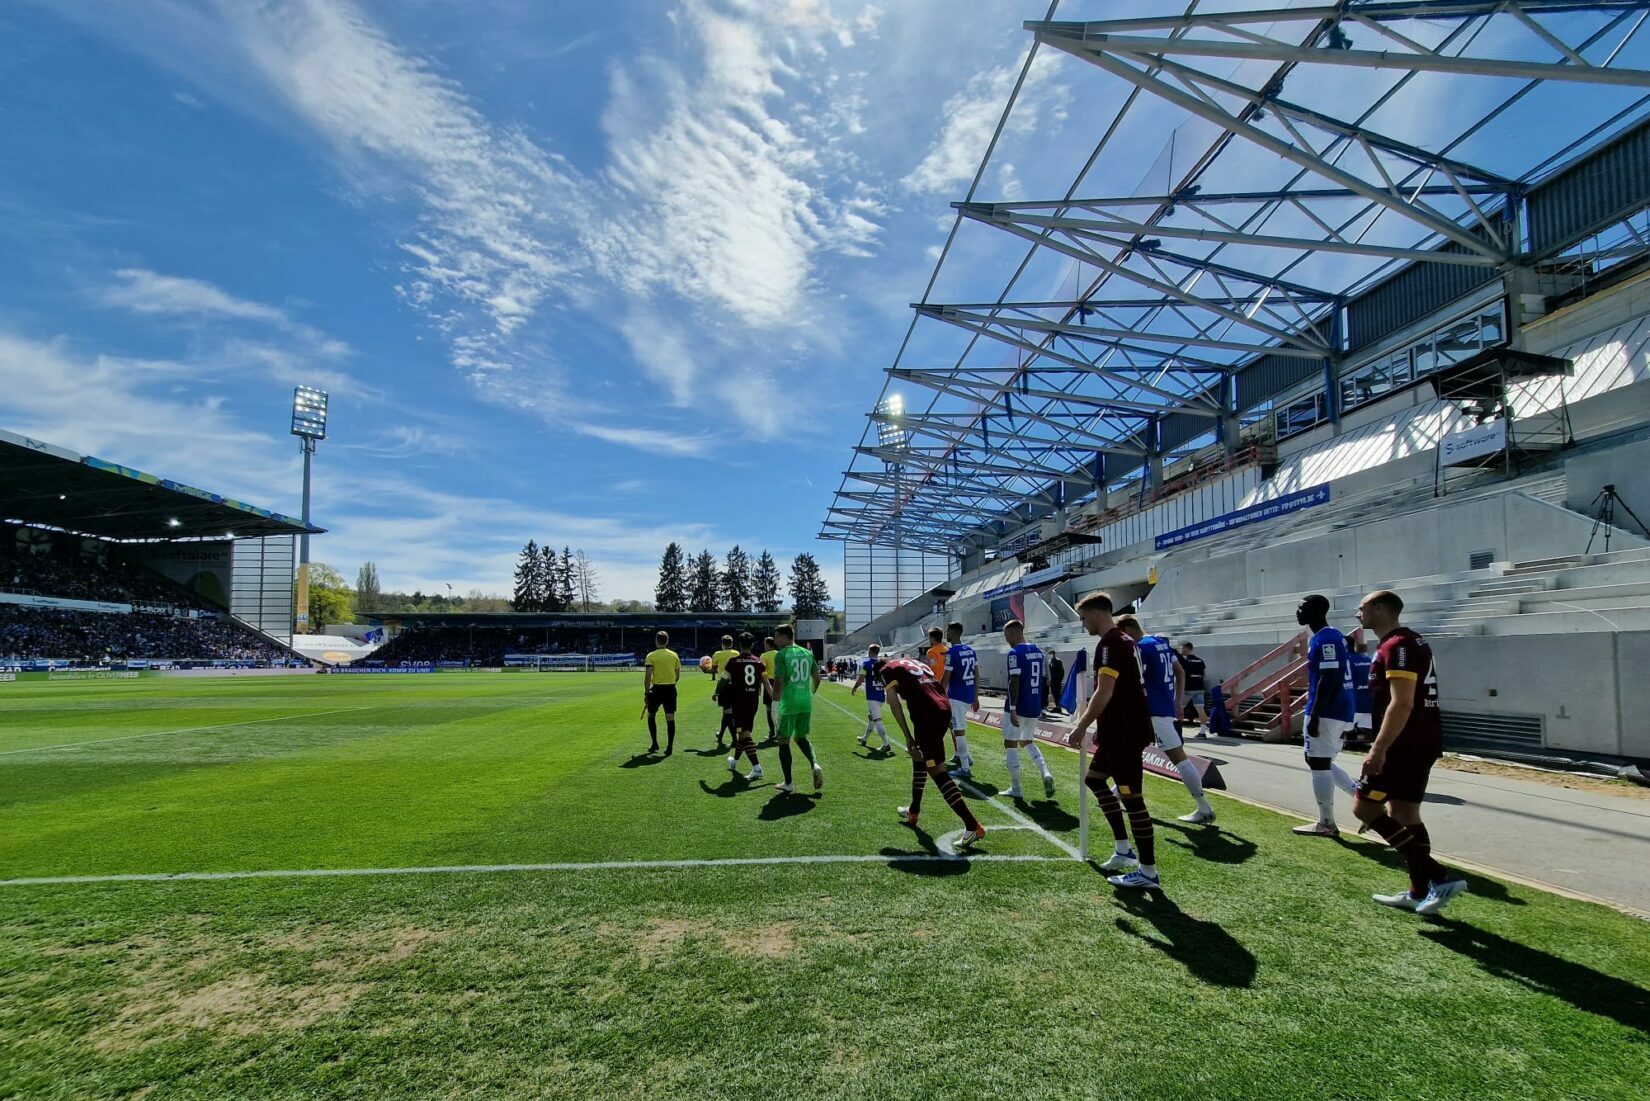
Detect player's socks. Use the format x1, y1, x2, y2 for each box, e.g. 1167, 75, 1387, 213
932, 768, 981, 830
647, 713, 659, 752
1367, 814, 1447, 896
1085, 773, 1130, 842
795, 737, 817, 766
1122, 793, 1156, 866
875, 721, 892, 749
908, 764, 928, 816
954, 733, 971, 761
1004, 746, 1022, 795
1174, 758, 1212, 812
1310, 769, 1338, 824
778, 742, 794, 786
665, 718, 676, 754
1024, 742, 1051, 779
1330, 762, 1357, 795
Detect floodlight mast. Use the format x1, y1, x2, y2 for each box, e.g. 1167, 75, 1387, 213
290, 386, 328, 635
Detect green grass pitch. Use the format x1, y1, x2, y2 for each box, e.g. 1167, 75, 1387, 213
2, 671, 1647, 1100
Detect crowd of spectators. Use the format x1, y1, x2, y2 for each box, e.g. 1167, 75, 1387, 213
0, 607, 292, 664
369, 626, 689, 666
3, 526, 207, 609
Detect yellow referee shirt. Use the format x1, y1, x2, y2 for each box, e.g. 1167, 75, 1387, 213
645, 648, 681, 685
761, 648, 777, 678
711, 648, 740, 679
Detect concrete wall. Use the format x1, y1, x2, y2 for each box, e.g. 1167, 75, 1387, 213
1566, 435, 1650, 535
1147, 491, 1641, 611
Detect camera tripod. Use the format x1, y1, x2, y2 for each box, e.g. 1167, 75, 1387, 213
1585, 484, 1650, 554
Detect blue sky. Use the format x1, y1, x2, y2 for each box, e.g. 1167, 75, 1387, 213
0, 0, 1108, 602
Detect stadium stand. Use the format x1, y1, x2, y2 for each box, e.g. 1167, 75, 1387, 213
360, 611, 792, 668
0, 429, 318, 668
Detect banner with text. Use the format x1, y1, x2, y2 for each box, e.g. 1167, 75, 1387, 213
1154, 483, 1331, 551
1441, 419, 1508, 467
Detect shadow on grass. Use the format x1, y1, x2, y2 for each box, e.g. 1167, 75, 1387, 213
961, 778, 1002, 799
757, 791, 820, 821
699, 775, 764, 799
1111, 892, 1258, 988
853, 746, 899, 762
1157, 820, 1258, 865
1335, 837, 1526, 906
619, 753, 665, 769
1014, 800, 1079, 832
1420, 919, 1650, 1035
879, 832, 972, 877
1424, 793, 1467, 806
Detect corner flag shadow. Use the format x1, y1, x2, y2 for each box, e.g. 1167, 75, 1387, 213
1112, 893, 1257, 989
758, 791, 820, 821
1157, 820, 1257, 865
619, 753, 665, 769
688, 746, 728, 759
1421, 919, 1650, 1035
852, 746, 899, 762
1334, 837, 1526, 906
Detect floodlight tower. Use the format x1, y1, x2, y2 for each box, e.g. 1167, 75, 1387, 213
874, 393, 908, 609
290, 385, 328, 634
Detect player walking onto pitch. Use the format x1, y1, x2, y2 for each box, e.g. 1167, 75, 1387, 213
722, 633, 767, 782
1293, 594, 1360, 836
643, 630, 681, 755
939, 622, 978, 778
710, 635, 740, 748
1178, 642, 1211, 738
877, 655, 985, 846
1070, 592, 1162, 890
849, 643, 895, 751
760, 635, 779, 740
1353, 590, 1469, 914
1000, 620, 1055, 801
769, 624, 823, 793
1118, 615, 1216, 824
1347, 637, 1374, 748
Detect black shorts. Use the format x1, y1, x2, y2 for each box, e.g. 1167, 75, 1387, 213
1090, 733, 1150, 794
730, 699, 760, 732
714, 681, 732, 708
647, 685, 678, 714
1357, 739, 1441, 804
912, 708, 950, 768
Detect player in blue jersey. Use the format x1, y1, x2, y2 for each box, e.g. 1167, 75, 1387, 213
1347, 637, 1374, 747
1001, 620, 1055, 800
848, 643, 895, 751
939, 622, 978, 778
1294, 594, 1360, 836
1119, 616, 1216, 824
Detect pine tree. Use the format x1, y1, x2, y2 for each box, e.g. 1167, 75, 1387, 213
538, 545, 559, 611
512, 541, 541, 612
655, 543, 688, 612
720, 545, 752, 612
788, 553, 831, 620
689, 549, 721, 612
558, 545, 577, 610
752, 550, 781, 614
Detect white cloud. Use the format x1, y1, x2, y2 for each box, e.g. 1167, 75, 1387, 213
573, 423, 715, 457
103, 268, 289, 326
902, 49, 1068, 196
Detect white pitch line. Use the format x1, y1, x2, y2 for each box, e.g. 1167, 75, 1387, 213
0, 706, 375, 756
0, 852, 1065, 889
818, 692, 1083, 860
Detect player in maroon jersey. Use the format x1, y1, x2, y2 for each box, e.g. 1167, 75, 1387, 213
1353, 590, 1468, 915
874, 656, 986, 848
722, 633, 767, 783
1068, 591, 1162, 890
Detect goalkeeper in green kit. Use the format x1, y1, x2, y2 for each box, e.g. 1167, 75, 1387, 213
769, 623, 823, 793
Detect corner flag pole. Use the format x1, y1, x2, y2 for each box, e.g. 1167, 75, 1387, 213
1076, 670, 1091, 863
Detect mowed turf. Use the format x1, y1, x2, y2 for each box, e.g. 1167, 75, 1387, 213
2, 673, 1647, 1100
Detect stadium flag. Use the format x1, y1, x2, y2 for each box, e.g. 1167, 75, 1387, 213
1060, 646, 1086, 713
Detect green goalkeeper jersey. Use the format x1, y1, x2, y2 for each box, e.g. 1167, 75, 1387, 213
772, 644, 817, 716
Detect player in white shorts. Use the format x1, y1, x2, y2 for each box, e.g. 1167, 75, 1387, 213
849, 643, 894, 751
938, 622, 979, 779
1293, 594, 1360, 836
1120, 617, 1216, 823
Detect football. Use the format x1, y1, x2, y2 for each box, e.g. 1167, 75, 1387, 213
699, 655, 714, 674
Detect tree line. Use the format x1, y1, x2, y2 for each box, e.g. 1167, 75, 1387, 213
653, 543, 830, 619
511, 542, 604, 612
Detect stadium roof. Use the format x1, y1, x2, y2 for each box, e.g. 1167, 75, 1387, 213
0, 428, 320, 542
823, 1, 1650, 555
